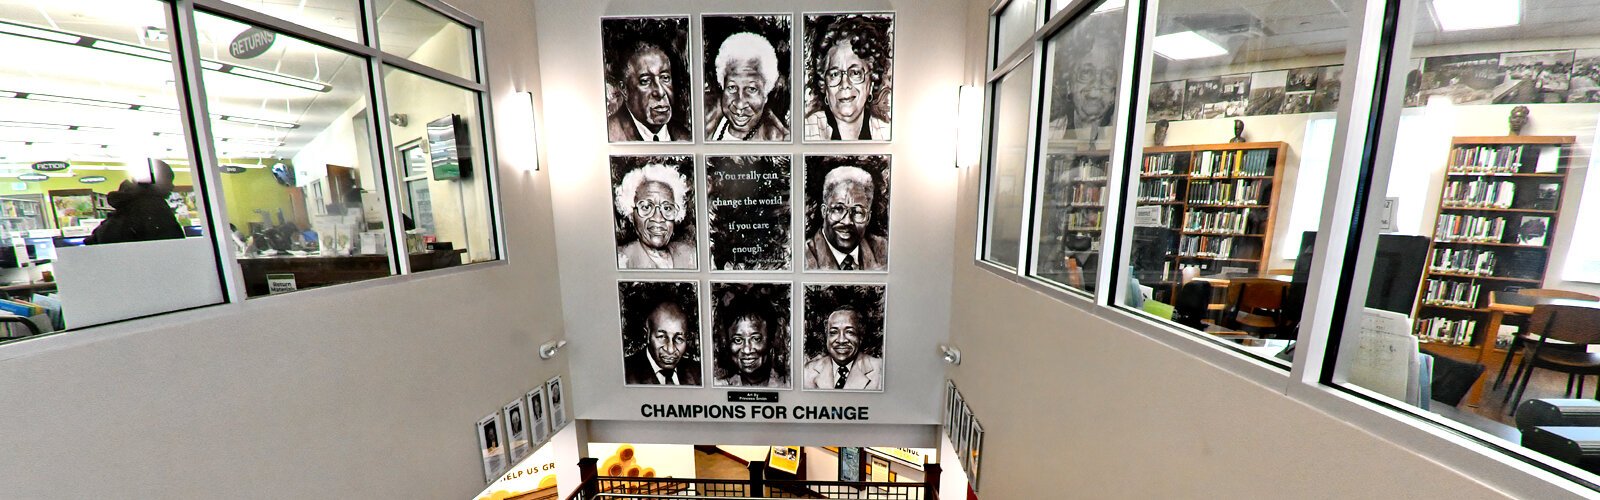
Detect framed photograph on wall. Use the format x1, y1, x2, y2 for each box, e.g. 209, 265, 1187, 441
838, 446, 862, 482
710, 281, 793, 389
612, 155, 699, 270
800, 283, 887, 392
706, 155, 793, 271
803, 154, 891, 272
503, 398, 531, 463
801, 12, 894, 142
476, 413, 508, 483
702, 14, 794, 142
619, 280, 704, 387
602, 16, 693, 143
547, 375, 568, 432
967, 419, 984, 491
527, 387, 550, 445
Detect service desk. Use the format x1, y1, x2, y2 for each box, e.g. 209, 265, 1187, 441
237, 249, 466, 296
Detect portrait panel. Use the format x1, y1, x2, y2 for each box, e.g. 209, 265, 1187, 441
710, 282, 794, 389
707, 155, 792, 270
476, 413, 507, 483
546, 376, 568, 431
802, 12, 895, 142
619, 280, 704, 387
526, 387, 550, 445
801, 283, 886, 392
612, 155, 699, 270
702, 14, 794, 142
603, 16, 693, 143
502, 398, 530, 463
803, 154, 891, 272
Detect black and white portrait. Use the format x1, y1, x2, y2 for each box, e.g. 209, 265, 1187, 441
703, 14, 793, 142
1246, 71, 1286, 116
804, 154, 890, 271
802, 13, 894, 142
619, 280, 703, 387
503, 399, 530, 463
1570, 50, 1600, 103
546, 376, 567, 431
1147, 81, 1185, 122
603, 16, 692, 143
526, 387, 549, 444
1043, 6, 1125, 146
1496, 50, 1574, 104
707, 155, 792, 271
477, 414, 506, 483
612, 155, 698, 270
802, 283, 886, 392
711, 282, 793, 389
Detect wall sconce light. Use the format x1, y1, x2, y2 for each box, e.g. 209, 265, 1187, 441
516, 91, 541, 171
955, 85, 983, 168
939, 344, 962, 365
387, 113, 408, 127
539, 339, 568, 360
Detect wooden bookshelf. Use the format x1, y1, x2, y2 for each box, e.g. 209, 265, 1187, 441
1411, 135, 1574, 358
1130, 141, 1289, 302
1036, 148, 1111, 290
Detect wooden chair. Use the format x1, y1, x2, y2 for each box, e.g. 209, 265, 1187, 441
1503, 303, 1600, 415
1491, 289, 1600, 391
1219, 278, 1292, 338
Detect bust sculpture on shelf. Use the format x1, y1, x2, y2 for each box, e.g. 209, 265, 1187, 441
1510, 105, 1530, 136
1153, 119, 1170, 146
1229, 119, 1246, 143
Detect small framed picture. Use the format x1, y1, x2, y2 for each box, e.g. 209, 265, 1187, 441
527, 387, 551, 445
967, 419, 984, 491
476, 413, 508, 483
503, 398, 531, 463
547, 375, 569, 432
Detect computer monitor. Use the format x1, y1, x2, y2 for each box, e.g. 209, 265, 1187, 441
1293, 231, 1430, 316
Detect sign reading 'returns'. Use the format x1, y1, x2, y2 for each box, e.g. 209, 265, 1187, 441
640, 403, 870, 421
229, 27, 276, 60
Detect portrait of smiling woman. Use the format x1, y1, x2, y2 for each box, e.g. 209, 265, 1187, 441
802, 13, 894, 142
702, 14, 792, 142
711, 282, 793, 389
611, 155, 698, 270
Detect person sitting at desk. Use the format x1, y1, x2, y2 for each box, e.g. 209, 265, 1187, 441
85, 160, 184, 245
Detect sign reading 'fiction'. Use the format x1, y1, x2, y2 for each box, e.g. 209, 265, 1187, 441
31, 161, 68, 171
229, 27, 276, 60
640, 403, 870, 421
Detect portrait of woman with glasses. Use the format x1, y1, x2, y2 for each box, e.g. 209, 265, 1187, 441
802, 13, 894, 142
611, 155, 698, 270
804, 154, 891, 271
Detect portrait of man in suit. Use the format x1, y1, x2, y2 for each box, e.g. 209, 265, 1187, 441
805, 155, 891, 271
603, 16, 692, 143
802, 283, 886, 391
620, 280, 703, 387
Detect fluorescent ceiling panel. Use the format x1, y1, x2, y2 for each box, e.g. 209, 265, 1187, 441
1433, 0, 1520, 31
1153, 31, 1227, 60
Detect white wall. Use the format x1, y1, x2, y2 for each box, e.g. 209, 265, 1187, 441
946, 0, 1535, 498
535, 0, 962, 429
0, 1, 566, 498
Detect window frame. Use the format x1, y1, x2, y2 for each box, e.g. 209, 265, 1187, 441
970, 0, 1600, 495
0, 0, 508, 350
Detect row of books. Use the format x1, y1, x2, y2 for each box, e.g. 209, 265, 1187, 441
1136, 178, 1179, 203
1421, 278, 1481, 308
1177, 235, 1250, 259
1181, 208, 1260, 235
1190, 149, 1273, 178
1448, 145, 1529, 173
1064, 210, 1102, 231
1433, 214, 1506, 243
1415, 317, 1477, 347
1186, 179, 1268, 206
1140, 153, 1185, 175
1063, 184, 1104, 206
1429, 248, 1496, 276
1145, 205, 1179, 227
1441, 179, 1515, 209
0, 297, 47, 317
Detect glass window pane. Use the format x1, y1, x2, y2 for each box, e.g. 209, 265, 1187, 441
994, 0, 1037, 65
218, 0, 361, 43
196, 11, 393, 297
0, 0, 224, 338
382, 66, 496, 266
1116, 0, 1355, 368
981, 62, 1034, 268
1029, 0, 1128, 294
374, 0, 476, 82
1334, 0, 1600, 482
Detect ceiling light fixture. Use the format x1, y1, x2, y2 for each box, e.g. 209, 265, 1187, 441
1153, 31, 1228, 60
0, 20, 329, 93
221, 115, 300, 129
0, 90, 301, 129
0, 120, 71, 131
1433, 0, 1520, 31
26, 94, 134, 110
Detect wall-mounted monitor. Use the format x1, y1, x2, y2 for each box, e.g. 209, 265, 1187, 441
426, 114, 473, 181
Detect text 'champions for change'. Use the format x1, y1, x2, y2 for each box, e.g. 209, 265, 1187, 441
641, 403, 870, 421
